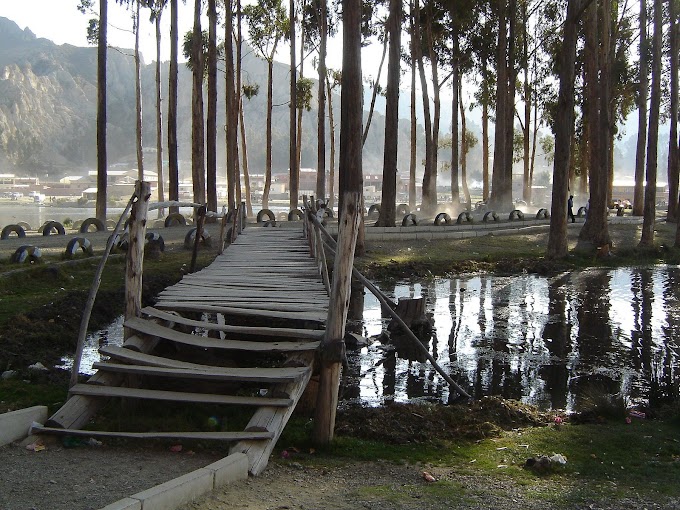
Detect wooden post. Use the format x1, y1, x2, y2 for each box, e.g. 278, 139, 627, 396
313, 191, 361, 444
125, 180, 150, 340
218, 205, 228, 254
190, 205, 207, 272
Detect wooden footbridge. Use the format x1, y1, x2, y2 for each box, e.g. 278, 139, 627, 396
32, 182, 348, 476
32, 183, 466, 475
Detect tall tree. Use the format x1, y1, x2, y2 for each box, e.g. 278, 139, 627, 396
316, 0, 328, 201
290, 0, 298, 210
244, 0, 288, 208
639, 0, 662, 246
376, 0, 401, 227
633, 0, 649, 216
191, 0, 206, 204
667, 0, 679, 222
168, 0, 180, 214
409, 0, 417, 209
546, 0, 587, 258
150, 0, 168, 218
225, 0, 238, 210
134, 0, 144, 181
207, 0, 218, 213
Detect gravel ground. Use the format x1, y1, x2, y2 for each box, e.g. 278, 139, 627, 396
0, 435, 224, 510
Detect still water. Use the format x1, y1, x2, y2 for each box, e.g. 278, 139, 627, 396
344, 266, 680, 412
62, 266, 680, 412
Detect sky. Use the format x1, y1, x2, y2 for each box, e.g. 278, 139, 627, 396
0, 0, 349, 68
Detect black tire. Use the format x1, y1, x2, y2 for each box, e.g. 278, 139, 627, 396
42, 221, 66, 236
483, 211, 499, 222
16, 221, 31, 232
10, 245, 41, 264
145, 232, 165, 252
535, 208, 550, 220
456, 211, 473, 224
79, 217, 107, 233
256, 209, 275, 223
577, 206, 587, 218
509, 209, 525, 220
106, 219, 116, 229
288, 209, 303, 221
65, 237, 94, 258
164, 212, 187, 227
434, 212, 452, 226
396, 204, 410, 216
401, 214, 417, 227
263, 220, 277, 227
184, 227, 212, 249
1, 224, 26, 240
367, 204, 381, 216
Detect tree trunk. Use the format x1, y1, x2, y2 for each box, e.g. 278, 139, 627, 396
235, 0, 244, 208
451, 36, 460, 205
168, 0, 179, 214
668, 0, 679, 223
289, 0, 298, 210
191, 0, 205, 204
134, 0, 144, 181
502, 0, 516, 208
263, 55, 276, 209
482, 100, 489, 201
633, 0, 648, 216
409, 0, 417, 209
639, 0, 662, 246
490, 1, 509, 210
239, 104, 252, 215
376, 0, 401, 227
316, 0, 327, 200
207, 0, 218, 213
362, 35, 388, 147
459, 82, 470, 207
96, 0, 107, 222
579, 0, 611, 248
327, 76, 337, 209
296, 26, 305, 183
522, 0, 530, 203
415, 0, 435, 213
225, 0, 237, 211
546, 0, 583, 259
313, 0, 362, 444
155, 13, 165, 219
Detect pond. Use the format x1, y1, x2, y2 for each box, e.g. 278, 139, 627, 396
62, 266, 680, 413
344, 266, 680, 412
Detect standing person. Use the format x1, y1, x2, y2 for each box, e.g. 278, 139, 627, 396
567, 195, 576, 223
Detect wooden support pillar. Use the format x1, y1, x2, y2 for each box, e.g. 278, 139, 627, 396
313, 191, 361, 444
124, 180, 150, 340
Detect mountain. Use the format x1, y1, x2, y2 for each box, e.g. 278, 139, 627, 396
0, 16, 424, 182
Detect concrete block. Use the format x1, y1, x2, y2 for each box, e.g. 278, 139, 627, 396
99, 498, 142, 510
205, 453, 249, 488
131, 468, 213, 510
0, 406, 48, 447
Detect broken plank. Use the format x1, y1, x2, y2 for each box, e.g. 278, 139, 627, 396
32, 425, 275, 441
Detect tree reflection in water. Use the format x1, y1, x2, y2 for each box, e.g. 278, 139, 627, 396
342, 267, 680, 411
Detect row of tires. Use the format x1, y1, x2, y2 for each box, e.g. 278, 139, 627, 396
393, 208, 553, 227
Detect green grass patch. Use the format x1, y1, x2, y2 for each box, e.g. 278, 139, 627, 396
0, 379, 68, 414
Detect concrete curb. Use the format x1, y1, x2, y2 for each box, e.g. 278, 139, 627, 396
0, 406, 47, 447
99, 452, 249, 510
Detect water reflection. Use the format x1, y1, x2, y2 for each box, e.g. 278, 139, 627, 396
343, 266, 680, 412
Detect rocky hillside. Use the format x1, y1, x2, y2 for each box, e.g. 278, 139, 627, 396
0, 16, 422, 181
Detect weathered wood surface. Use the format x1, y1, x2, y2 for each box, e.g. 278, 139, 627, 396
33, 426, 275, 441
69, 384, 294, 407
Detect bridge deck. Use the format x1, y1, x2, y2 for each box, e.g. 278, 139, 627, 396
42, 225, 328, 475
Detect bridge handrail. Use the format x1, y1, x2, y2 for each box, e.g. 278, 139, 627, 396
302, 197, 331, 295
305, 205, 472, 400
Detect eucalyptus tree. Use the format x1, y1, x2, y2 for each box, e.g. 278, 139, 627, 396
547, 0, 590, 259
207, 0, 219, 213
244, 0, 288, 208
376, 0, 402, 227
149, 0, 168, 217
289, 0, 298, 210
225, 0, 238, 210
191, 0, 206, 204
78, 0, 109, 221
639, 0, 663, 246
668, 0, 679, 223
168, 0, 180, 214
409, 0, 417, 208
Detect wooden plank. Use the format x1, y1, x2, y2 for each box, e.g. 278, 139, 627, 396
154, 297, 326, 313
70, 383, 294, 407
32, 425, 274, 441
92, 362, 310, 383
141, 307, 324, 340
124, 316, 321, 352
155, 302, 326, 323
99, 345, 211, 369
231, 353, 314, 475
